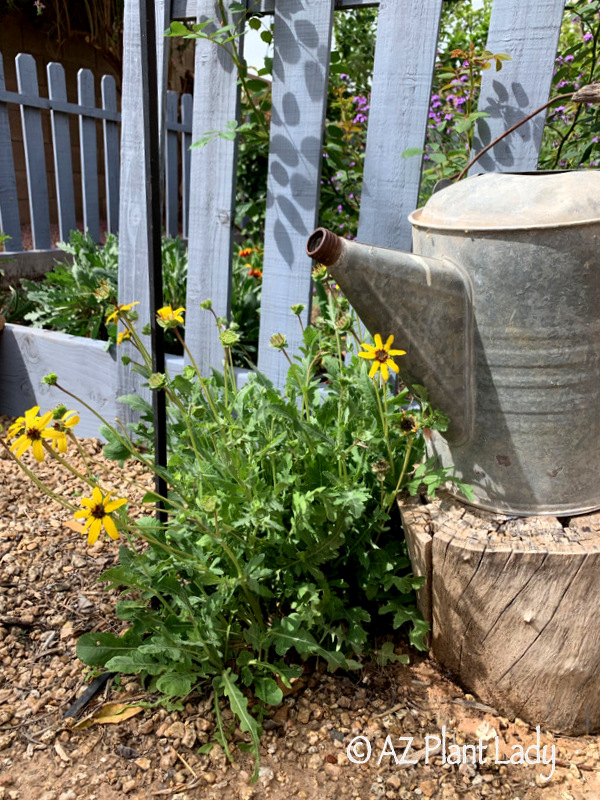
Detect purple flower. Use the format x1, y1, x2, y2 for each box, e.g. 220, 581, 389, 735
584, 32, 593, 42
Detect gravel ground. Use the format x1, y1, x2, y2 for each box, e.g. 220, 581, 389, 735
1, 417, 599, 800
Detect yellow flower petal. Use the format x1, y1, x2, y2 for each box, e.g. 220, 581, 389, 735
74, 509, 90, 519
358, 351, 376, 360
10, 435, 28, 457
368, 361, 379, 379
388, 359, 400, 374
92, 487, 103, 505
374, 333, 383, 350
104, 497, 127, 514
102, 515, 119, 540
80, 497, 95, 508
24, 407, 39, 427
32, 439, 45, 462
87, 518, 102, 546
380, 361, 390, 381
359, 343, 376, 352
388, 348, 406, 357
384, 334, 395, 350
37, 411, 53, 430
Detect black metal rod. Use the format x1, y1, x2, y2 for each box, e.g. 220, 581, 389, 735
140, 0, 168, 522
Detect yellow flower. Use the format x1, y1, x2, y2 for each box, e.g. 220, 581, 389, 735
117, 329, 131, 345
74, 487, 127, 546
358, 334, 406, 381
238, 247, 254, 258
9, 406, 62, 462
49, 408, 79, 453
6, 415, 25, 440
157, 305, 185, 327
106, 301, 139, 325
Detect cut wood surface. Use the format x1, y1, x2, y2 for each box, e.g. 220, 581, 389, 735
400, 491, 600, 735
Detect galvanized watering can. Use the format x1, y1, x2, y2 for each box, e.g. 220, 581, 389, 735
307, 171, 600, 516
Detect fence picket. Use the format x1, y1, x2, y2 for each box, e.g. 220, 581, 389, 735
472, 0, 566, 172
257, 0, 336, 385
183, 0, 242, 372
47, 62, 77, 243
181, 92, 192, 240
77, 69, 100, 241
357, 0, 443, 252
16, 53, 51, 250
117, 0, 170, 416
101, 75, 120, 234
165, 90, 179, 237
0, 53, 22, 251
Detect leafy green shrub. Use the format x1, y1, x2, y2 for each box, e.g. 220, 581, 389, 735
22, 231, 121, 341
19, 232, 263, 364
6, 287, 471, 777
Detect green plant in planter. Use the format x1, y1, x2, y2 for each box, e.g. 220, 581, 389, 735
20, 231, 189, 350
4, 287, 471, 779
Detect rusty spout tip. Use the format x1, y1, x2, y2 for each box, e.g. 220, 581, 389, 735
572, 82, 600, 104
306, 228, 343, 267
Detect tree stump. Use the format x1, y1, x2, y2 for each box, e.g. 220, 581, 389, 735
399, 491, 600, 735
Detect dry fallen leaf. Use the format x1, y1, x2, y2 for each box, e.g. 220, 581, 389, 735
73, 702, 144, 730
64, 520, 84, 533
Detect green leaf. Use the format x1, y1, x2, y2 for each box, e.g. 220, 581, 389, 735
402, 147, 425, 158
253, 676, 283, 706
217, 670, 261, 780
76, 630, 142, 667
165, 20, 190, 37
376, 641, 409, 667
99, 428, 132, 465
117, 393, 153, 415
155, 673, 194, 697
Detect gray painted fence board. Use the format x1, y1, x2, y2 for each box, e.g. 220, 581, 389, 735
78, 69, 101, 241
357, 0, 443, 252
102, 75, 120, 234
0, 53, 22, 251
0, 88, 121, 121
173, 0, 378, 17
116, 0, 169, 417
47, 62, 77, 243
16, 53, 51, 250
181, 92, 192, 239
471, 0, 566, 172
184, 0, 242, 372
257, 0, 335, 385
165, 90, 179, 237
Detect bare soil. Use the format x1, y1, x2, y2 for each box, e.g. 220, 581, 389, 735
1, 417, 599, 800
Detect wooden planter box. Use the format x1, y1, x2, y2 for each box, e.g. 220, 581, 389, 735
0, 323, 250, 439
0, 323, 187, 439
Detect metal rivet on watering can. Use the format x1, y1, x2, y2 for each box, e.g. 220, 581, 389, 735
307, 170, 600, 517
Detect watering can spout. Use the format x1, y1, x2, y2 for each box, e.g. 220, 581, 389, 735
306, 227, 475, 445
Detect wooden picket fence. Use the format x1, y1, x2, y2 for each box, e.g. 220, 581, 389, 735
0, 0, 567, 436
0, 51, 192, 277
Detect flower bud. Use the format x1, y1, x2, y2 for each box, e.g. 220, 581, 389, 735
269, 333, 288, 350
148, 373, 167, 390
220, 329, 241, 347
